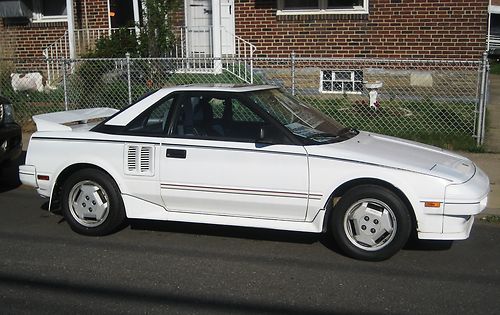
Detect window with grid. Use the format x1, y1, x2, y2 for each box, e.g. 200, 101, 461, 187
320, 70, 364, 94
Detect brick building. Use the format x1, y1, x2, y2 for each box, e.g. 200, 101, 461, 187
0, 0, 112, 60
0, 1, 490, 61
176, 0, 489, 61
0, 0, 137, 60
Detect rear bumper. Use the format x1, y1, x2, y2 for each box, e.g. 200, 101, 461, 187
19, 164, 38, 188
19, 164, 52, 198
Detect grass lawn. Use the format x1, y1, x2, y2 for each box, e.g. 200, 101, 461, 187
490, 58, 500, 75
302, 96, 479, 151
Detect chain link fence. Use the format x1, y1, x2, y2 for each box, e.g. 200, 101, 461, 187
0, 55, 488, 145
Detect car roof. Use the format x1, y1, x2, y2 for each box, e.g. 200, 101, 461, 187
157, 84, 277, 93
103, 84, 278, 126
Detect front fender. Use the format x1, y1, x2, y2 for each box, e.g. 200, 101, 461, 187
307, 157, 449, 234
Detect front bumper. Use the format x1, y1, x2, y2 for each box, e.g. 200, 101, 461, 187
0, 123, 22, 165
418, 165, 490, 241
419, 215, 475, 240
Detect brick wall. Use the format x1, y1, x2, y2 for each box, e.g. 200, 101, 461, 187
0, 0, 109, 62
171, 5, 185, 39
76, 0, 110, 29
234, 0, 489, 60
492, 0, 500, 6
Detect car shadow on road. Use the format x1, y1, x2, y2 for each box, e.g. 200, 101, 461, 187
404, 238, 453, 251
130, 219, 324, 245
130, 219, 452, 254
129, 219, 348, 256
0, 151, 25, 193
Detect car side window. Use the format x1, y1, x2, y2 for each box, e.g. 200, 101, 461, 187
125, 95, 175, 135
172, 92, 281, 143
232, 99, 264, 122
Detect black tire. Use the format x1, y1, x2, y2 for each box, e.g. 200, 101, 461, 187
330, 184, 412, 261
61, 168, 126, 236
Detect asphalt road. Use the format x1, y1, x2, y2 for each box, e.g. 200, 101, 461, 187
1, 159, 499, 315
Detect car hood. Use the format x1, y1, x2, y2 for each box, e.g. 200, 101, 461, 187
305, 132, 475, 183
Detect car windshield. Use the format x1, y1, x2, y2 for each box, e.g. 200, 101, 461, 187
247, 88, 358, 143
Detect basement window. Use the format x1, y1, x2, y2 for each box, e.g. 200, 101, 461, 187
277, 0, 369, 15
32, 0, 67, 23
320, 70, 364, 94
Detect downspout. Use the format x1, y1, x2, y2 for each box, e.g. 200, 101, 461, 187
84, 0, 88, 29
133, 0, 141, 35
487, 1, 491, 52
107, 0, 112, 29
67, 0, 76, 59
84, 0, 89, 50
212, 0, 222, 74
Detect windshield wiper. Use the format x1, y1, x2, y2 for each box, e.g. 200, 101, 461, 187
306, 132, 339, 139
337, 127, 359, 136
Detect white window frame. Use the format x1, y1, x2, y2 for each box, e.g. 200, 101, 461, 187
277, 0, 369, 16
32, 0, 68, 23
320, 69, 364, 94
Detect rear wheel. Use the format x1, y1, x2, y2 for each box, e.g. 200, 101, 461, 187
61, 168, 125, 236
331, 185, 412, 261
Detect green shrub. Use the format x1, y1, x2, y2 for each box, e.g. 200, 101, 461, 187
86, 28, 140, 58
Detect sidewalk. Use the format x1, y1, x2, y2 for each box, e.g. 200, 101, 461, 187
475, 74, 500, 216
461, 152, 500, 216
484, 74, 500, 153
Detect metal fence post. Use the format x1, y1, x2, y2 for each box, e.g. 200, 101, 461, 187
250, 48, 254, 84
62, 59, 69, 111
126, 52, 132, 105
477, 51, 489, 146
291, 52, 296, 96
482, 55, 490, 145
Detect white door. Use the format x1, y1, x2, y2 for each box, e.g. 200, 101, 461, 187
160, 140, 309, 220
221, 0, 235, 55
159, 91, 309, 221
186, 0, 235, 57
186, 0, 212, 56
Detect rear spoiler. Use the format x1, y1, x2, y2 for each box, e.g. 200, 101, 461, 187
33, 107, 119, 131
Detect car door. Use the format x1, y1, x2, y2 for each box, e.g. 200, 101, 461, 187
159, 91, 309, 221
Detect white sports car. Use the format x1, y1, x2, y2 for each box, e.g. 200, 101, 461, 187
19, 85, 489, 260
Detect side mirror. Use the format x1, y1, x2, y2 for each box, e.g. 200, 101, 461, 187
257, 125, 277, 145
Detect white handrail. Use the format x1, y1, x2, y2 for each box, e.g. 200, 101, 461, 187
225, 30, 257, 83
43, 26, 257, 84
43, 28, 136, 84
173, 26, 257, 82
42, 31, 69, 84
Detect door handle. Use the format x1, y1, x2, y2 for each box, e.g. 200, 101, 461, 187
166, 149, 187, 159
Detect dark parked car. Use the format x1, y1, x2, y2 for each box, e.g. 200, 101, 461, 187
0, 96, 22, 166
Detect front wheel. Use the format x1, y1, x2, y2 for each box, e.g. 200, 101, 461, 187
61, 168, 126, 236
330, 185, 412, 261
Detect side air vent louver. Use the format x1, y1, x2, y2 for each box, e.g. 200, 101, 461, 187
140, 146, 153, 173
127, 145, 138, 172
124, 144, 154, 176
